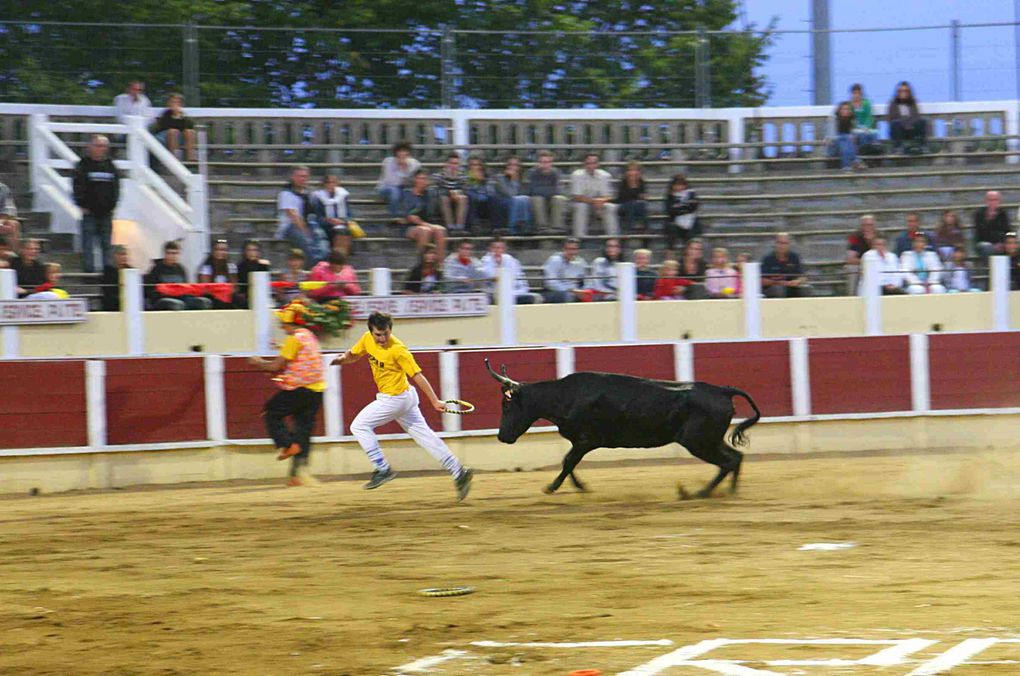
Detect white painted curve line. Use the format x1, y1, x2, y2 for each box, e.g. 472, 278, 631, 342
859, 639, 939, 666
471, 639, 674, 649
393, 649, 469, 674
617, 638, 730, 675
907, 638, 1000, 675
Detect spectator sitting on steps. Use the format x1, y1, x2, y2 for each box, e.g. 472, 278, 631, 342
653, 259, 685, 300
849, 83, 879, 152
887, 80, 928, 154
945, 246, 977, 293
144, 240, 212, 311
306, 249, 363, 302
858, 236, 904, 295
402, 170, 448, 259
934, 209, 965, 261
312, 174, 357, 254
432, 152, 468, 232
588, 237, 625, 301
11, 239, 46, 298
832, 101, 865, 171
894, 212, 934, 256
974, 191, 1011, 258
198, 239, 239, 309
377, 142, 421, 220
526, 150, 566, 233
633, 248, 657, 300
663, 173, 701, 254
276, 165, 325, 265
150, 93, 196, 162
480, 235, 540, 304
542, 237, 589, 304
275, 248, 308, 306
235, 239, 272, 309
404, 244, 444, 295
761, 232, 811, 298
705, 247, 740, 299
570, 153, 618, 238
444, 239, 487, 294
615, 161, 649, 233
101, 244, 132, 312
26, 263, 67, 300
900, 233, 945, 295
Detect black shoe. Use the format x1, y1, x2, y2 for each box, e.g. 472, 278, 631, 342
364, 468, 397, 490
454, 467, 474, 502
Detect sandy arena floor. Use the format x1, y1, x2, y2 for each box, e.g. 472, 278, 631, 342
1, 450, 1020, 675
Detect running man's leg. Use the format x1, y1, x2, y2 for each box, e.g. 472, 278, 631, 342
350, 394, 405, 472
394, 390, 463, 477
263, 389, 298, 449
289, 389, 323, 476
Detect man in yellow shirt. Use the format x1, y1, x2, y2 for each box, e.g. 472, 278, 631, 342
332, 311, 473, 500
248, 300, 325, 486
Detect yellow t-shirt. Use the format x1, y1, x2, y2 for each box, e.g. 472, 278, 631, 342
278, 331, 326, 392
350, 331, 421, 395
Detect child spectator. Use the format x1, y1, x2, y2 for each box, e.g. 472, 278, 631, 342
934, 209, 965, 261
633, 248, 657, 299
11, 239, 45, 298
404, 244, 444, 294
100, 245, 131, 311
150, 93, 196, 162
432, 152, 468, 232
490, 156, 532, 234
832, 101, 864, 171
277, 165, 326, 264
654, 259, 686, 300
858, 236, 904, 295
945, 246, 977, 293
901, 234, 945, 294
679, 238, 710, 300
616, 160, 648, 233
145, 241, 212, 310
444, 239, 487, 293
275, 249, 307, 306
663, 174, 701, 254
542, 238, 588, 303
526, 150, 566, 233
588, 238, 625, 300
26, 263, 67, 300
705, 247, 740, 298
198, 239, 239, 308
849, 83, 879, 151
312, 174, 358, 254
377, 142, 421, 220
236, 239, 272, 309
402, 170, 447, 259
888, 81, 928, 154
306, 249, 362, 302
464, 157, 490, 231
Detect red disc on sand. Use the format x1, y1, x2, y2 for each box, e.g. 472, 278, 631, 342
569, 670, 602, 676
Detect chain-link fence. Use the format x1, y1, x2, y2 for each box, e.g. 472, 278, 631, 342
1, 21, 1019, 108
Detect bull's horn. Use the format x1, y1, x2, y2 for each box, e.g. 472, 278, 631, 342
484, 358, 517, 387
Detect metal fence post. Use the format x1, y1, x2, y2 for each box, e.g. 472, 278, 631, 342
183, 23, 200, 106
950, 20, 961, 101
695, 26, 711, 108
441, 26, 455, 109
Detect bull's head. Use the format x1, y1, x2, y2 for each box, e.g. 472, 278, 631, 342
485, 358, 533, 444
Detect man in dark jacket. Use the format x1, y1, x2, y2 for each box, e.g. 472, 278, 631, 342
100, 245, 131, 312
73, 135, 120, 273
143, 241, 212, 311
761, 232, 811, 298
974, 190, 1011, 258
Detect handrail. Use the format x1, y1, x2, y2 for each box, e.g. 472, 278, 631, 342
139, 124, 196, 185
38, 125, 82, 164
140, 166, 194, 219
48, 122, 128, 135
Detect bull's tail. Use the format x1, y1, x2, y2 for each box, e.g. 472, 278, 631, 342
725, 387, 761, 447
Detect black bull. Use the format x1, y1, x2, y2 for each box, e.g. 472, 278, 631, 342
485, 359, 762, 498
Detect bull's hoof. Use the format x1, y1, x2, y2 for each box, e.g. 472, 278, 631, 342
542, 484, 557, 495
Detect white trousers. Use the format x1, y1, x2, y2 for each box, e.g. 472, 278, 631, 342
572, 201, 619, 237
350, 387, 461, 475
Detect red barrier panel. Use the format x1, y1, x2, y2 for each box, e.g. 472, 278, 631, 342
105, 358, 207, 444
808, 336, 911, 414
929, 332, 1020, 409
0, 361, 88, 449
574, 344, 676, 381
457, 348, 558, 431
223, 357, 326, 440
341, 350, 441, 435
693, 341, 793, 418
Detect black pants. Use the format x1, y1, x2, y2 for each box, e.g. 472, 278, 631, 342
263, 387, 323, 475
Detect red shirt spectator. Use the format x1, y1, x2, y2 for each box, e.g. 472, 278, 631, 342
306, 249, 362, 301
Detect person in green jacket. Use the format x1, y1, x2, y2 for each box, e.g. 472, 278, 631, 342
850, 83, 879, 149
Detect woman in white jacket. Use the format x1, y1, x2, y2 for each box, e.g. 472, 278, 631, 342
900, 233, 945, 294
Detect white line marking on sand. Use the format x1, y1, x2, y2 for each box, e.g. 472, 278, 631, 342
470, 639, 674, 649
907, 638, 1001, 675
393, 649, 469, 674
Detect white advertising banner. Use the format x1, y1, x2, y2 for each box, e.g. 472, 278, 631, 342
0, 299, 89, 325
346, 293, 489, 319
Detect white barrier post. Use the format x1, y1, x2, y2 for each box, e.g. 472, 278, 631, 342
616, 262, 637, 342
203, 354, 226, 443
371, 267, 392, 296
910, 333, 931, 414
0, 269, 19, 358
741, 262, 761, 339
251, 271, 272, 353
85, 360, 107, 448
862, 256, 882, 335
727, 112, 745, 174
789, 337, 811, 417
120, 268, 145, 355
673, 341, 694, 382
991, 255, 1011, 331
497, 264, 517, 346
322, 353, 342, 438
555, 346, 575, 379
439, 350, 461, 433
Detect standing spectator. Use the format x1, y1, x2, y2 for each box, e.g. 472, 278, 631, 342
150, 93, 196, 162
894, 212, 934, 256
888, 81, 928, 154
945, 246, 977, 293
404, 244, 444, 294
633, 248, 657, 299
11, 239, 46, 298
859, 236, 905, 295
542, 238, 588, 303
113, 80, 153, 124
653, 260, 686, 300
100, 245, 132, 311
678, 238, 709, 300
849, 83, 879, 152
934, 209, 966, 261
444, 239, 486, 293
705, 247, 740, 298
761, 233, 810, 298
490, 156, 532, 234
275, 249, 308, 306
527, 150, 566, 233
312, 174, 356, 254
663, 174, 701, 254
0, 181, 19, 252
432, 152, 468, 232
377, 142, 421, 220
144, 241, 212, 310
402, 170, 448, 259
464, 157, 491, 231
974, 191, 1011, 257
832, 101, 864, 171
480, 235, 540, 304
1004, 233, 1020, 290
198, 239, 239, 308
588, 238, 625, 300
72, 134, 119, 273
235, 239, 271, 309
276, 165, 325, 264
615, 161, 648, 233
901, 233, 945, 294
570, 153, 618, 237
306, 249, 362, 302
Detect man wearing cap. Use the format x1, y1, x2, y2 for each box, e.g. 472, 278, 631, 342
248, 300, 325, 486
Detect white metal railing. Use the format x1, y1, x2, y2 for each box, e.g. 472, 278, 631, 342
26, 113, 209, 272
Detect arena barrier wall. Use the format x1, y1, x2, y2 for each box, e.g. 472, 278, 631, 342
3, 331, 1020, 494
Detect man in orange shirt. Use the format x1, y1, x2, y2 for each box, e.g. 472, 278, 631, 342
248, 300, 326, 486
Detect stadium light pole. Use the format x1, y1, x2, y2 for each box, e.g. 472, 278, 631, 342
811, 0, 832, 105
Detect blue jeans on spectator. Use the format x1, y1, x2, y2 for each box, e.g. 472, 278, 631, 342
378, 186, 404, 218
834, 133, 856, 169
619, 200, 648, 232
81, 212, 113, 273
466, 187, 490, 230
493, 195, 532, 234
284, 222, 328, 265
891, 118, 928, 149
